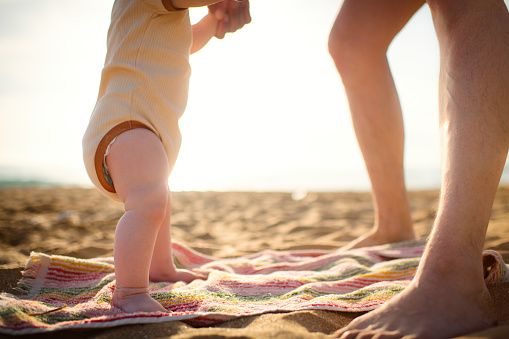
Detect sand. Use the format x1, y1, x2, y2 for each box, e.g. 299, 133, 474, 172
1, 187, 509, 338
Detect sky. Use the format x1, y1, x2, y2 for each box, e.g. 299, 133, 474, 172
0, 0, 506, 191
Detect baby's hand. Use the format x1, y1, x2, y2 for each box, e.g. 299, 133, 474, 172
209, 0, 251, 39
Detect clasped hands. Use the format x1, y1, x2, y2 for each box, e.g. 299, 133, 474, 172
208, 0, 251, 39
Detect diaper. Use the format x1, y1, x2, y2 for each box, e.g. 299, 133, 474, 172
102, 137, 117, 187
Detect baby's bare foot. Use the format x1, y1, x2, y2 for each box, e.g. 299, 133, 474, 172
334, 276, 496, 338
150, 267, 207, 283
113, 286, 166, 313
340, 228, 415, 251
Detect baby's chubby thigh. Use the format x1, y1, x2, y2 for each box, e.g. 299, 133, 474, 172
106, 128, 172, 214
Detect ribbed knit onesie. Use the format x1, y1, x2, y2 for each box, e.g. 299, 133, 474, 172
82, 0, 191, 202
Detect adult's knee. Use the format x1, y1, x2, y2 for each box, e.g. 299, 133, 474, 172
328, 24, 363, 75
328, 20, 389, 78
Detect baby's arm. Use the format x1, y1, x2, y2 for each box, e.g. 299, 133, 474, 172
190, 13, 218, 54
164, 0, 222, 10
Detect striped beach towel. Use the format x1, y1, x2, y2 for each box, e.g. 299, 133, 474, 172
1, 239, 507, 335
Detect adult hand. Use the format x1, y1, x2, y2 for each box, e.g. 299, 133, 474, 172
209, 0, 251, 39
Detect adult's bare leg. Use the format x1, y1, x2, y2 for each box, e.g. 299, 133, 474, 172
328, 0, 424, 250
335, 0, 509, 337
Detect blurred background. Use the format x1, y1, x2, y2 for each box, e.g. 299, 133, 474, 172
1, 0, 508, 192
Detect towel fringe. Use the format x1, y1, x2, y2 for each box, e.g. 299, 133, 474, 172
483, 250, 509, 284
17, 252, 44, 295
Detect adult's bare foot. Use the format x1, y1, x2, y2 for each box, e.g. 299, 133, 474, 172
340, 227, 415, 251
334, 263, 497, 338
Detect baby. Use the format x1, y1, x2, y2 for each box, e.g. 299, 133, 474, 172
82, 0, 250, 313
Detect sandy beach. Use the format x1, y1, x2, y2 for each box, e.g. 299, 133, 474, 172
1, 186, 509, 338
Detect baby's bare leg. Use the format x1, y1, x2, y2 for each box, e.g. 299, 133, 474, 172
106, 128, 172, 313
149, 194, 206, 282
